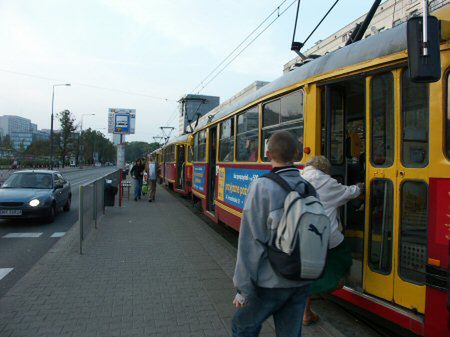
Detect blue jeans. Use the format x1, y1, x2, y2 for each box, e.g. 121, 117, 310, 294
134, 178, 142, 199
232, 286, 309, 337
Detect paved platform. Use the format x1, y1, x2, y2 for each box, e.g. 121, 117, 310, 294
0, 186, 371, 337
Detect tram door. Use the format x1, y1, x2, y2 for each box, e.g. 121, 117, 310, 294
322, 78, 366, 291
207, 127, 217, 212
176, 145, 186, 190
364, 71, 428, 313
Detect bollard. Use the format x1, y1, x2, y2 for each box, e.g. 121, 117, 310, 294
79, 185, 84, 255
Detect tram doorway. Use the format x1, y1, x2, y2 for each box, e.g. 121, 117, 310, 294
321, 77, 366, 291
176, 145, 185, 190
207, 127, 217, 212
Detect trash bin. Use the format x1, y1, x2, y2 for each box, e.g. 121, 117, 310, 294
104, 179, 118, 206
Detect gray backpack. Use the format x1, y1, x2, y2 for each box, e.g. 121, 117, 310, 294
263, 172, 330, 281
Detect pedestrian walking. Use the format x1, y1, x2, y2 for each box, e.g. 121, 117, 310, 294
232, 131, 315, 337
301, 155, 363, 325
146, 155, 157, 202
130, 159, 145, 201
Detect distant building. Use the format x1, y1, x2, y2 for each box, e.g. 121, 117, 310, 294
283, 0, 450, 72
178, 94, 220, 135
0, 115, 49, 150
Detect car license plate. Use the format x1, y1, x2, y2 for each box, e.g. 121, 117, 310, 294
0, 209, 22, 216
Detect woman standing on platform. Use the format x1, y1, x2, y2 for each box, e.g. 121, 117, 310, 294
130, 158, 144, 201
301, 156, 363, 325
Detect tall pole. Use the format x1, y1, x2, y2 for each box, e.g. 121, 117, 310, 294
49, 83, 71, 170
50, 87, 55, 169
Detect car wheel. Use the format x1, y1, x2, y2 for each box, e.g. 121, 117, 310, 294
46, 205, 56, 223
63, 197, 71, 212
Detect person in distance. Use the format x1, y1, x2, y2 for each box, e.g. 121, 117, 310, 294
232, 130, 311, 337
130, 158, 145, 201
301, 155, 363, 325
146, 155, 157, 202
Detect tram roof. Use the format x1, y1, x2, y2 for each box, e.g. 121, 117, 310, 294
164, 134, 190, 147
194, 22, 407, 131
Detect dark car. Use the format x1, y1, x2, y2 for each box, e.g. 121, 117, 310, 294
0, 170, 71, 223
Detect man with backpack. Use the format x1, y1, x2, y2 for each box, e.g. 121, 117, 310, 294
232, 131, 330, 337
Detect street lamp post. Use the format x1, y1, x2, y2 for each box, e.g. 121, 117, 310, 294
79, 114, 95, 168
50, 83, 71, 169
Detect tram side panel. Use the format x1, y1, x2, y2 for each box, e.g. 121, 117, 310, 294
425, 178, 450, 337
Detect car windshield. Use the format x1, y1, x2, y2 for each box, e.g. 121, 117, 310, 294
2, 173, 53, 189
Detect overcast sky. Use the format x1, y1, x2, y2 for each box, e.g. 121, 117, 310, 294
0, 0, 378, 142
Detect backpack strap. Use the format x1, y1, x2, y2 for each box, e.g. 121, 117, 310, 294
262, 172, 295, 192
262, 172, 316, 197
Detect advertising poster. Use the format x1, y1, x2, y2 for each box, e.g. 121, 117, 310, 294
193, 165, 206, 193
220, 167, 268, 209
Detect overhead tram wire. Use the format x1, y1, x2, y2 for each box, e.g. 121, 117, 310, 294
196, 0, 298, 94
191, 0, 289, 94
0, 68, 176, 102
291, 0, 340, 57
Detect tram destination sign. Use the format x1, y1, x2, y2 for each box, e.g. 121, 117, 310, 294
108, 108, 136, 134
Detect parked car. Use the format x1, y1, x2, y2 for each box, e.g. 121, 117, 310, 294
0, 170, 71, 223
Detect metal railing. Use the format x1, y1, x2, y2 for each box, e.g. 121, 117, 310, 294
79, 169, 120, 254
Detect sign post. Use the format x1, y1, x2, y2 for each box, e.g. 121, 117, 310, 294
108, 108, 136, 170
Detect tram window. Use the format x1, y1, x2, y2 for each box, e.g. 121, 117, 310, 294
198, 130, 206, 162
368, 179, 394, 274
330, 90, 344, 164
219, 118, 234, 162
281, 91, 304, 123
187, 146, 193, 163
236, 106, 259, 162
401, 70, 429, 167
399, 181, 428, 285
262, 90, 304, 162
446, 73, 450, 159
193, 133, 199, 161
371, 73, 394, 167
263, 100, 280, 128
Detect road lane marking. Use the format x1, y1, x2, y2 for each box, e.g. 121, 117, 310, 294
50, 232, 65, 238
0, 268, 13, 280
3, 233, 43, 238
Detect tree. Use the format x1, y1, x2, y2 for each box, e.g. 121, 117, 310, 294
25, 139, 51, 156
125, 141, 160, 162
57, 110, 77, 167
1, 135, 14, 151
80, 128, 116, 164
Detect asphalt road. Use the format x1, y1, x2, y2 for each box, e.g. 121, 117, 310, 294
0, 167, 117, 298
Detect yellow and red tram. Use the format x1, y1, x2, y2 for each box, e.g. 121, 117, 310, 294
161, 135, 193, 195
160, 6, 450, 336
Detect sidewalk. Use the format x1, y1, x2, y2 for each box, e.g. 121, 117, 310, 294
0, 186, 346, 337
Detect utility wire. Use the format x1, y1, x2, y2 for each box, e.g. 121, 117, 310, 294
196, 0, 297, 94
191, 0, 288, 94
0, 68, 176, 102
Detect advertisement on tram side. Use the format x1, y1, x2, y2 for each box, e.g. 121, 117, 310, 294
193, 165, 206, 193
217, 167, 268, 209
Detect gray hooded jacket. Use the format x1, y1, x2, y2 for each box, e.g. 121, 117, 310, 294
233, 167, 313, 300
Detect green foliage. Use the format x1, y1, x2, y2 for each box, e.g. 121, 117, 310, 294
125, 141, 160, 162
80, 128, 116, 164
25, 139, 51, 156
57, 110, 77, 167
